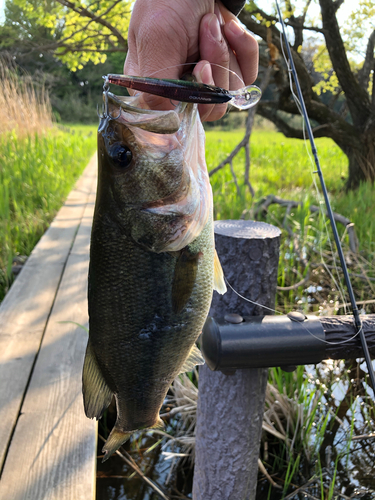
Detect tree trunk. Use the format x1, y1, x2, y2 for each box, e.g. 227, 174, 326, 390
344, 125, 375, 189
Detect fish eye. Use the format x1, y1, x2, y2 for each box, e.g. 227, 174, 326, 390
109, 143, 132, 169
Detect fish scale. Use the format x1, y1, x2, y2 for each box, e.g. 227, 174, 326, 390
89, 219, 214, 419
83, 94, 225, 460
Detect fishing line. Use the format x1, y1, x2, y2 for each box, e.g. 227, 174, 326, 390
148, 62, 245, 88
225, 277, 282, 315
278, 30, 348, 315
225, 277, 362, 346
274, 0, 375, 391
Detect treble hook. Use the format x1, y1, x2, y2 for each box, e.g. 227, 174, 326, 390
101, 76, 121, 120
109, 106, 121, 120
103, 75, 110, 117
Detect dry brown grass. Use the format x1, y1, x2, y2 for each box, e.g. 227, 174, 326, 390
0, 58, 52, 136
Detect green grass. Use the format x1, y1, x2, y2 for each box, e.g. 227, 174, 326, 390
207, 129, 374, 249
207, 129, 375, 314
207, 129, 348, 219
0, 124, 97, 301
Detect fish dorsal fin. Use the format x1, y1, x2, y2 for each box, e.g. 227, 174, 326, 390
179, 344, 204, 374
82, 340, 113, 420
214, 249, 227, 294
172, 248, 201, 314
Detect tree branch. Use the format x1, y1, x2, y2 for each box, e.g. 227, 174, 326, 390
285, 0, 314, 49
333, 0, 345, 12
240, 8, 316, 97
55, 0, 128, 48
358, 30, 375, 94
319, 0, 371, 126
244, 6, 322, 34
257, 103, 352, 143
256, 106, 304, 139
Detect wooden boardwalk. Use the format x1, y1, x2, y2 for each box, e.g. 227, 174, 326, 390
0, 155, 98, 499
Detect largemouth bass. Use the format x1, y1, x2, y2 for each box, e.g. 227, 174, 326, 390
83, 91, 226, 461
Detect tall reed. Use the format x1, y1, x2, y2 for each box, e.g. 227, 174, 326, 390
0, 57, 52, 136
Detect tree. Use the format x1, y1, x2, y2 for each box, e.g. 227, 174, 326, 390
0, 1, 126, 122
239, 0, 375, 189
7, 0, 131, 70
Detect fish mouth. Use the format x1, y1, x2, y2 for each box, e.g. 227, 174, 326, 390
105, 92, 182, 134
102, 91, 212, 253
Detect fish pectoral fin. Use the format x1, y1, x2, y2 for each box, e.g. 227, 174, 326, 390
179, 344, 205, 374
102, 428, 131, 462
172, 248, 201, 314
214, 249, 227, 295
82, 340, 113, 420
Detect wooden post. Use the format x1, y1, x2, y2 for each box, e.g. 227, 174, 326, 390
193, 220, 281, 500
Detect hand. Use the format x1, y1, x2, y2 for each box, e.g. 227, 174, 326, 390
124, 0, 258, 121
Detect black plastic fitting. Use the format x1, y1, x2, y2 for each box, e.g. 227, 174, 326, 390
201, 313, 326, 371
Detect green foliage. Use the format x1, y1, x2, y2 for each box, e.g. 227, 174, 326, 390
8, 0, 131, 70
51, 54, 126, 123
0, 125, 96, 301
312, 45, 340, 96
342, 0, 375, 51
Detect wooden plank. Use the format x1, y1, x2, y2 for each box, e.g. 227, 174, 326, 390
0, 154, 97, 470
0, 173, 97, 499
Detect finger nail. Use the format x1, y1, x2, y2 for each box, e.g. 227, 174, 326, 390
197, 62, 213, 85
227, 19, 244, 36
214, 3, 224, 26
209, 14, 222, 42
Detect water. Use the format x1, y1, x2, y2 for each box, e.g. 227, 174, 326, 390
96, 417, 194, 500
97, 362, 375, 500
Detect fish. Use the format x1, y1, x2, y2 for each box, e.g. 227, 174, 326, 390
83, 90, 226, 461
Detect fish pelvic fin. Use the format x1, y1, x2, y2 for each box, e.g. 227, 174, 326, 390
82, 340, 113, 420
179, 344, 204, 374
102, 428, 132, 462
213, 249, 227, 295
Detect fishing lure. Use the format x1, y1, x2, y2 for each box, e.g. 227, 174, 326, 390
105, 74, 262, 110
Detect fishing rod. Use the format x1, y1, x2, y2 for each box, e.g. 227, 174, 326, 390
275, 0, 375, 394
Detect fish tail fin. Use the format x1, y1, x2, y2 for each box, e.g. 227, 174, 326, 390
102, 417, 165, 462
82, 340, 113, 419
102, 428, 132, 462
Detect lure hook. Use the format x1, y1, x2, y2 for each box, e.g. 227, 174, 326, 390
103, 75, 110, 117
101, 75, 121, 120
108, 106, 121, 120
